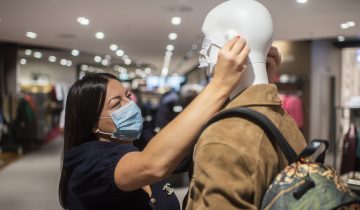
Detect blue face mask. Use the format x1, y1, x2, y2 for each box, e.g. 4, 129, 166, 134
99, 101, 143, 141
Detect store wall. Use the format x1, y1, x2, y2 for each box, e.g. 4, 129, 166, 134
273, 40, 311, 140
310, 40, 341, 141
18, 61, 77, 87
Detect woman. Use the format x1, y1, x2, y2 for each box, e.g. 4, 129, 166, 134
59, 37, 279, 210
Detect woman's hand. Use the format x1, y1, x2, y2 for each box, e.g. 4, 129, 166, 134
211, 36, 250, 94
266, 46, 281, 83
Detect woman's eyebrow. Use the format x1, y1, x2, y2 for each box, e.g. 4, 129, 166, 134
108, 96, 121, 105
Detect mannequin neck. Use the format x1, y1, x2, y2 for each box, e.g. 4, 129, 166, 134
229, 62, 269, 100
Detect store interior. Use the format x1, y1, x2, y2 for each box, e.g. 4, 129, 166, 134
0, 0, 360, 209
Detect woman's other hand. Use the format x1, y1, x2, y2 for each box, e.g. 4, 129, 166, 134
266, 46, 281, 83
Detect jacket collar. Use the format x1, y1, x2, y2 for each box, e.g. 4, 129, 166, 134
224, 84, 282, 109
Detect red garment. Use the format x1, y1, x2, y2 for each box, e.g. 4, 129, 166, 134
341, 124, 357, 174
279, 94, 304, 128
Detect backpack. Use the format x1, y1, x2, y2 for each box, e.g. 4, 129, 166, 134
187, 107, 360, 210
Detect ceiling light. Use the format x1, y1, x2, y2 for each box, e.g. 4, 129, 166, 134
116, 49, 124, 57
165, 51, 173, 57
94, 56, 102, 63
296, 0, 308, 3
77, 17, 90, 25
348, 21, 356, 27
129, 72, 136, 79
169, 33, 178, 40
48, 56, 57, 62
161, 68, 169, 77
120, 67, 127, 74
171, 17, 182, 25
101, 59, 109, 66
341, 21, 356, 29
33, 51, 42, 59
71, 49, 80, 56
125, 59, 132, 65
24, 49, 32, 56
166, 45, 174, 51
110, 44, 118, 51
145, 68, 151, 74
337, 36, 345, 42
341, 23, 349, 29
60, 59, 67, 66
20, 59, 27, 65
95, 32, 105, 39
26, 32, 37, 39
135, 69, 142, 75
66, 60, 73, 67
104, 55, 111, 60
81, 65, 89, 71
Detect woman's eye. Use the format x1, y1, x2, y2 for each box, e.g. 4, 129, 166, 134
113, 102, 121, 108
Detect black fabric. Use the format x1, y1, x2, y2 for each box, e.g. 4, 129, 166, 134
64, 133, 181, 210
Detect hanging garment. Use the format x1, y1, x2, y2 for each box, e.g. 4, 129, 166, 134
280, 94, 304, 128
341, 124, 357, 174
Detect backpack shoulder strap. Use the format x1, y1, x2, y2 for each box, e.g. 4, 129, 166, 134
196, 107, 298, 164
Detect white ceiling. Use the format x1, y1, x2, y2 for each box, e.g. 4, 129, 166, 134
0, 0, 359, 74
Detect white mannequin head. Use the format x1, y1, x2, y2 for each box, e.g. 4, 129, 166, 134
199, 0, 274, 99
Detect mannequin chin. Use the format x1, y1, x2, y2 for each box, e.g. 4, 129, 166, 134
200, 0, 274, 98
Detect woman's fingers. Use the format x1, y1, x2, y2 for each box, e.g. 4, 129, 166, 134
222, 36, 240, 51
230, 37, 246, 55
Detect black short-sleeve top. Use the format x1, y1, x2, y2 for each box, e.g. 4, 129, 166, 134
64, 138, 181, 210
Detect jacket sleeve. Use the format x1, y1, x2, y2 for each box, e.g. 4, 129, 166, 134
190, 142, 259, 210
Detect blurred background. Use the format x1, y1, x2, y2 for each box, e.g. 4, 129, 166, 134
0, 0, 360, 209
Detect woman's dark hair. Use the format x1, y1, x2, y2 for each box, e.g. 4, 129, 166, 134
59, 73, 118, 209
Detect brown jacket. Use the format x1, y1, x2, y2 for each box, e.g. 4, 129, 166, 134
185, 84, 307, 210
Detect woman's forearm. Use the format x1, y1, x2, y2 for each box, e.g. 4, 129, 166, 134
143, 82, 229, 176
115, 36, 250, 191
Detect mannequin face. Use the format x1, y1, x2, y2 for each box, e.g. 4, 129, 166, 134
199, 0, 274, 77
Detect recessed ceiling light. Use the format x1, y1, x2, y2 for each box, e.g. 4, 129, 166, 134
145, 68, 152, 74
77, 17, 90, 25
110, 44, 118, 51
101, 59, 109, 66
125, 58, 132, 65
60, 59, 67, 66
66, 60, 73, 67
129, 72, 136, 79
169, 33, 178, 40
20, 58, 27, 65
95, 32, 105, 39
341, 21, 356, 29
26, 32, 37, 39
165, 51, 173, 57
337, 36, 345, 42
162, 67, 169, 77
71, 49, 80, 56
81, 65, 89, 71
24, 49, 32, 56
166, 45, 174, 51
94, 56, 102, 63
171, 17, 182, 25
33, 51, 42, 59
116, 49, 124, 57
296, 0, 308, 3
48, 56, 57, 62
348, 21, 356, 27
104, 55, 111, 60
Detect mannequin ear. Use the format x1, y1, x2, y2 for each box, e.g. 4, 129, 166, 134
225, 29, 239, 41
